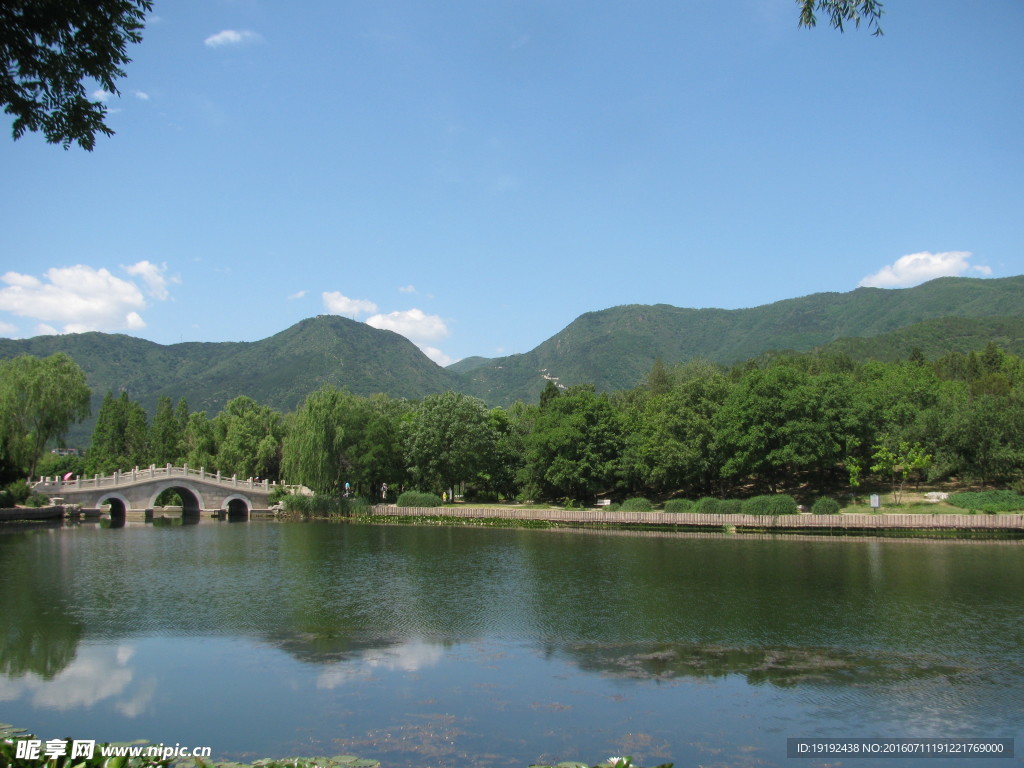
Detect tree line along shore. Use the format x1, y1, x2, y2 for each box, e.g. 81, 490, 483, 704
3, 343, 1024, 514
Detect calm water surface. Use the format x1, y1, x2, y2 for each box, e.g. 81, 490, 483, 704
1, 520, 1022, 767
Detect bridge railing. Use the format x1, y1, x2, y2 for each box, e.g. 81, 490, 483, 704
32, 464, 279, 494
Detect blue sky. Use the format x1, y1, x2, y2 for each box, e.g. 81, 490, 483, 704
2, 0, 1022, 366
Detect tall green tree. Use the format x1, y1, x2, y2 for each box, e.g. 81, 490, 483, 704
521, 385, 622, 502
282, 387, 349, 495
404, 391, 495, 495
620, 361, 730, 496
338, 393, 411, 497
181, 411, 217, 471
2, 0, 153, 149
213, 396, 286, 480
149, 395, 182, 466
0, 353, 90, 477
86, 391, 149, 474
715, 363, 862, 492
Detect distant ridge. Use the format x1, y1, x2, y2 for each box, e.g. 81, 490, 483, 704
0, 315, 461, 442
2, 276, 1023, 440
454, 276, 1024, 404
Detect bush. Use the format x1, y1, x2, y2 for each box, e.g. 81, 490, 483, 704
812, 497, 841, 515
742, 494, 797, 516
719, 499, 743, 515
742, 495, 773, 516
278, 494, 370, 516
948, 490, 1024, 513
694, 497, 743, 515
768, 494, 798, 515
621, 497, 653, 511
694, 496, 721, 514
2, 480, 32, 506
396, 490, 443, 507
663, 498, 693, 513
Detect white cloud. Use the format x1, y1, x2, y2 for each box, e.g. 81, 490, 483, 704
204, 29, 261, 47
366, 309, 455, 365
859, 251, 991, 289
0, 263, 174, 335
365, 308, 448, 342
419, 345, 456, 367
134, 90, 150, 100
92, 89, 113, 102
0, 645, 137, 711
287, 290, 307, 300
0, 320, 17, 336
322, 291, 378, 317
122, 260, 176, 300
398, 284, 416, 294
316, 641, 445, 690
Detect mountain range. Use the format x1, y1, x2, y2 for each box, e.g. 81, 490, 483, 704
2, 275, 1023, 445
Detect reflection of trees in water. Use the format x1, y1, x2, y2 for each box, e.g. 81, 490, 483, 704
0, 530, 84, 679
558, 642, 966, 688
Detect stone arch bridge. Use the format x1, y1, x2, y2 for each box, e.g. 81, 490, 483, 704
33, 465, 279, 520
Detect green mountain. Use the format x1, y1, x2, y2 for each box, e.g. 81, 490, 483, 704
814, 315, 1024, 362
3, 276, 1023, 445
0, 315, 461, 444
454, 276, 1024, 404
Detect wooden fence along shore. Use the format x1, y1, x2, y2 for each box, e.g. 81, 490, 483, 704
373, 506, 1024, 532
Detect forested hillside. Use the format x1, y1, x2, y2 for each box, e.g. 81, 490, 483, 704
2, 276, 1023, 445
22, 344, 1024, 509
456, 276, 1024, 404
0, 315, 461, 443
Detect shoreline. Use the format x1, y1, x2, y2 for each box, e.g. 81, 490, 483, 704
362, 504, 1024, 537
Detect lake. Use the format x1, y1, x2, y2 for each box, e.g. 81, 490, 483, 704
1, 520, 1022, 767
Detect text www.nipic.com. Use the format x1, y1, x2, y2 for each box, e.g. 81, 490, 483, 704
100, 743, 213, 760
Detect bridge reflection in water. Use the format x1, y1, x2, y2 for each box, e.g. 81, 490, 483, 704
32, 465, 284, 523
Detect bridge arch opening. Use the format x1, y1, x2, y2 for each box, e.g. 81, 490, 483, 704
225, 498, 249, 522
149, 485, 202, 520
100, 496, 127, 528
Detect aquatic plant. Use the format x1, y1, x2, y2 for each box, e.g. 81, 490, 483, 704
948, 490, 1024, 513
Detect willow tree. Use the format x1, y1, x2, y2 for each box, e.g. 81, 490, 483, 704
282, 387, 348, 495
797, 0, 884, 35
0, 353, 91, 477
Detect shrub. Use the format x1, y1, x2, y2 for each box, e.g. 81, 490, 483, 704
268, 484, 291, 503
278, 494, 370, 516
23, 493, 50, 508
694, 496, 721, 514
663, 498, 693, 513
767, 494, 798, 515
947, 490, 1024, 513
621, 497, 653, 511
743, 494, 797, 516
812, 497, 841, 515
2, 480, 32, 506
742, 495, 773, 516
397, 490, 443, 507
719, 499, 743, 515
